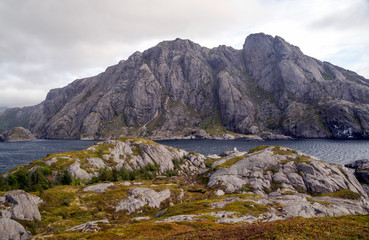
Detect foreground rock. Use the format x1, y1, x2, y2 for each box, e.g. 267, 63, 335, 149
209, 146, 367, 197
1, 190, 42, 221
0, 218, 31, 240
345, 159, 369, 184
0, 127, 36, 142
115, 188, 171, 214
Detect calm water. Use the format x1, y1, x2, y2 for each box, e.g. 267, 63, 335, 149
158, 139, 369, 165
0, 139, 99, 174
1, 138, 369, 174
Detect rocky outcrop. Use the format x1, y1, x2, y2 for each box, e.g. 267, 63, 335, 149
1, 33, 369, 140
15, 137, 207, 183
157, 193, 369, 224
0, 190, 42, 240
0, 127, 36, 142
209, 146, 367, 197
345, 159, 369, 184
0, 218, 31, 240
67, 219, 109, 232
83, 183, 114, 193
115, 188, 171, 214
3, 190, 42, 221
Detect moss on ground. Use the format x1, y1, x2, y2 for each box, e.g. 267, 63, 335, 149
322, 190, 361, 200
214, 156, 245, 170
248, 145, 269, 154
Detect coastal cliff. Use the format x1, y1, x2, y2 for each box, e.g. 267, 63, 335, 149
1, 33, 369, 140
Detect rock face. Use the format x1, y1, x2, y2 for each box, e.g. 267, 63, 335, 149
157, 193, 369, 224
208, 146, 367, 197
0, 218, 31, 240
345, 159, 369, 184
83, 183, 115, 193
0, 127, 36, 142
1, 33, 369, 139
115, 188, 171, 214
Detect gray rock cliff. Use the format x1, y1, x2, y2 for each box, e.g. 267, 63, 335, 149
1, 33, 369, 139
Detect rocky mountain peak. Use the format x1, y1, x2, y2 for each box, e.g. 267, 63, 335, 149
1, 33, 369, 140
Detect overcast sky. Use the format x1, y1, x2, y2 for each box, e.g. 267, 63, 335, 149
0, 0, 368, 108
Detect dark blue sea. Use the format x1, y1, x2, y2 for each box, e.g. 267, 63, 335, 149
1, 138, 369, 174
158, 138, 369, 165
0, 139, 99, 174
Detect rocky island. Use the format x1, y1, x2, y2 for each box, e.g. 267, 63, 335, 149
0, 127, 36, 142
0, 137, 368, 239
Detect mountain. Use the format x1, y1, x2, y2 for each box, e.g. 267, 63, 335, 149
0, 107, 8, 113
1, 33, 369, 140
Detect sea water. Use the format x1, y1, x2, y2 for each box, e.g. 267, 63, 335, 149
0, 139, 99, 174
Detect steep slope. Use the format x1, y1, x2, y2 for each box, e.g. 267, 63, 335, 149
1, 33, 369, 139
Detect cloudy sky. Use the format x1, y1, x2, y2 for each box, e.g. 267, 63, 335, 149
0, 0, 368, 108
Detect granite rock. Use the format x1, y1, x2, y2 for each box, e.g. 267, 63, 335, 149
1, 34, 369, 140
0, 218, 31, 240
208, 146, 367, 197
115, 188, 171, 214
4, 190, 42, 221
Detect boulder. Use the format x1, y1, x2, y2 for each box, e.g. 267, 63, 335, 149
115, 188, 171, 214
4, 190, 42, 221
83, 183, 114, 193
0, 218, 31, 240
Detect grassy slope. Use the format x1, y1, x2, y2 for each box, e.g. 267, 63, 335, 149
22, 173, 369, 240
2, 142, 369, 239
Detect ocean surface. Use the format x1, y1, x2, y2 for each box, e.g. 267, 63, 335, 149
0, 139, 99, 174
1, 138, 369, 174
158, 139, 369, 165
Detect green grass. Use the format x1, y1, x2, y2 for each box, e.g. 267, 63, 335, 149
306, 197, 331, 206
322, 190, 361, 200
39, 215, 369, 239
162, 215, 369, 240
214, 156, 245, 170
248, 145, 269, 154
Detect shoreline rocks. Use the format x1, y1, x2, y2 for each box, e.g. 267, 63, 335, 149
345, 159, 369, 184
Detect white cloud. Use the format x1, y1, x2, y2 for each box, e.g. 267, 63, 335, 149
0, 0, 368, 107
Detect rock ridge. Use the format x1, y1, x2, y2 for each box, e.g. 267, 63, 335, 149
1, 33, 369, 139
